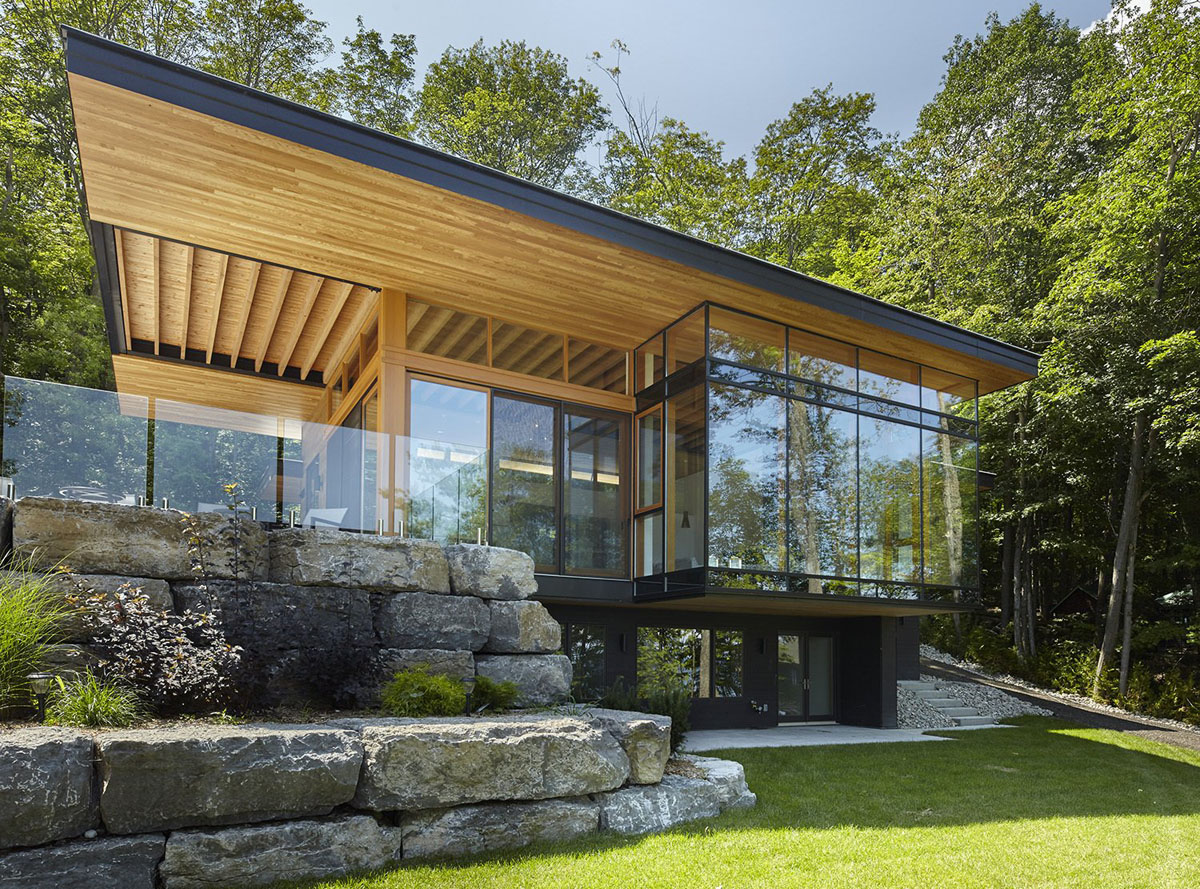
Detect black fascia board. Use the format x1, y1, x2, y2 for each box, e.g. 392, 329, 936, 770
88, 221, 127, 354
63, 26, 1040, 379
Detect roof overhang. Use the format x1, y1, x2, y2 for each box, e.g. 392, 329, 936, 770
64, 27, 1039, 395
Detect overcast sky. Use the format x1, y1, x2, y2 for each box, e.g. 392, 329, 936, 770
304, 1, 1114, 159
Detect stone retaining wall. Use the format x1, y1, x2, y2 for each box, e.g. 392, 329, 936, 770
0, 714, 755, 887
0, 497, 758, 885
6, 497, 569, 708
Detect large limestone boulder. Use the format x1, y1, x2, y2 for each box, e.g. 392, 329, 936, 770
401, 798, 599, 860
269, 528, 450, 592
0, 834, 165, 889
586, 709, 672, 784
96, 724, 363, 834
0, 497, 13, 556
445, 544, 537, 599
173, 581, 372, 654
160, 815, 401, 889
482, 600, 561, 653
686, 755, 757, 809
343, 648, 475, 709
12, 497, 267, 580
375, 590, 490, 651
0, 728, 97, 849
352, 715, 629, 811
475, 653, 571, 706
173, 581, 375, 707
597, 775, 724, 834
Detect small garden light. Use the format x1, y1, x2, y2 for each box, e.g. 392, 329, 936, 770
27, 672, 55, 722
462, 676, 476, 715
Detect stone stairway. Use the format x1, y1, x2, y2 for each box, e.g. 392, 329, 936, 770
898, 679, 995, 726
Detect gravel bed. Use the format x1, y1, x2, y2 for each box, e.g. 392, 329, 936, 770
920, 676, 1053, 719
921, 644, 1200, 734
896, 687, 955, 729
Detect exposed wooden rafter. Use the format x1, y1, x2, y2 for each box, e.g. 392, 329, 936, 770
110, 228, 378, 380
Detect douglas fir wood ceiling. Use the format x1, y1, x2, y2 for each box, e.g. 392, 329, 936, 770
113, 229, 377, 381
64, 28, 1040, 394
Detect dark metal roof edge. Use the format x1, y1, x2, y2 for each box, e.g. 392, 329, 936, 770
63, 27, 1040, 379
88, 221, 127, 354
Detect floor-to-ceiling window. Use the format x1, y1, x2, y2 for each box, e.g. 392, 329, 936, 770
631, 303, 981, 602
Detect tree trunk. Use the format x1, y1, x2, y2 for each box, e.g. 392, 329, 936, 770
1094, 415, 1147, 698
1118, 515, 1139, 697
1000, 521, 1015, 628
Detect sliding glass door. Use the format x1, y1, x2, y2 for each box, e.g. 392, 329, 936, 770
490, 392, 629, 576
777, 634, 835, 722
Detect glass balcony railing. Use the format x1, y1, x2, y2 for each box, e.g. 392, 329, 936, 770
0, 376, 487, 545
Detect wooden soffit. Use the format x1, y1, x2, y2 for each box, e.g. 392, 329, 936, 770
112, 229, 377, 383
66, 30, 1039, 394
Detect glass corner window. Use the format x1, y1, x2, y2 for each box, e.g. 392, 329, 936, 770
635, 334, 665, 392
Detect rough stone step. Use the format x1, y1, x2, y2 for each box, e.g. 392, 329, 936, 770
939, 707, 980, 718
897, 681, 937, 691
952, 715, 996, 726
913, 689, 945, 699
925, 698, 965, 708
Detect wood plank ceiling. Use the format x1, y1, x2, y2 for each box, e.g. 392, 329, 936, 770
115, 229, 377, 382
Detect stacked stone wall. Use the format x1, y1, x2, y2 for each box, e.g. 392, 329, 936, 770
7, 498, 569, 708
0, 497, 757, 885
0, 715, 754, 887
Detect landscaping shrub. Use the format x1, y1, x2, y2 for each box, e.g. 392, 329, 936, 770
601, 676, 692, 752
380, 667, 466, 717
78, 583, 242, 714
0, 565, 65, 709
47, 670, 144, 727
472, 674, 519, 712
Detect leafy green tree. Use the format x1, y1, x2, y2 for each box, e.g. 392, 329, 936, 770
582, 42, 748, 246
414, 39, 607, 188
198, 0, 335, 109
335, 15, 416, 137
748, 86, 885, 278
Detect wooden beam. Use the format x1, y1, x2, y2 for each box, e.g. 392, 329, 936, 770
227, 259, 262, 362
151, 236, 160, 355
114, 228, 132, 349
179, 244, 194, 351
319, 286, 377, 383
276, 273, 323, 376
206, 252, 230, 364
255, 267, 293, 371
113, 353, 321, 422
299, 279, 354, 380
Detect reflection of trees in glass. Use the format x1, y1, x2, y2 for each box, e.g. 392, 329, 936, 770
788, 401, 857, 589
859, 416, 921, 583
707, 385, 785, 572
2, 378, 147, 500
154, 423, 277, 514
564, 413, 626, 576
566, 623, 606, 701
636, 627, 742, 698
638, 627, 701, 697
923, 426, 978, 587
709, 328, 785, 371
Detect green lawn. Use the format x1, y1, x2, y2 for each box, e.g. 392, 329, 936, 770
280, 718, 1200, 889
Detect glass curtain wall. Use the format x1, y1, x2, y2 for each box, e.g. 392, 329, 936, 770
632, 304, 981, 601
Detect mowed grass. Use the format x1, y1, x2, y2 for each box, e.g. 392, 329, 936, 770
277, 718, 1200, 889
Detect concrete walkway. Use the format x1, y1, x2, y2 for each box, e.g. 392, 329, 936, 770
683, 722, 1006, 752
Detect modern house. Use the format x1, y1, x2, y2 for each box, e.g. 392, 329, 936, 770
38, 28, 1037, 729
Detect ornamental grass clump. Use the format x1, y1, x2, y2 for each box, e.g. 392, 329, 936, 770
47, 670, 144, 727
0, 563, 66, 709
380, 667, 466, 717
